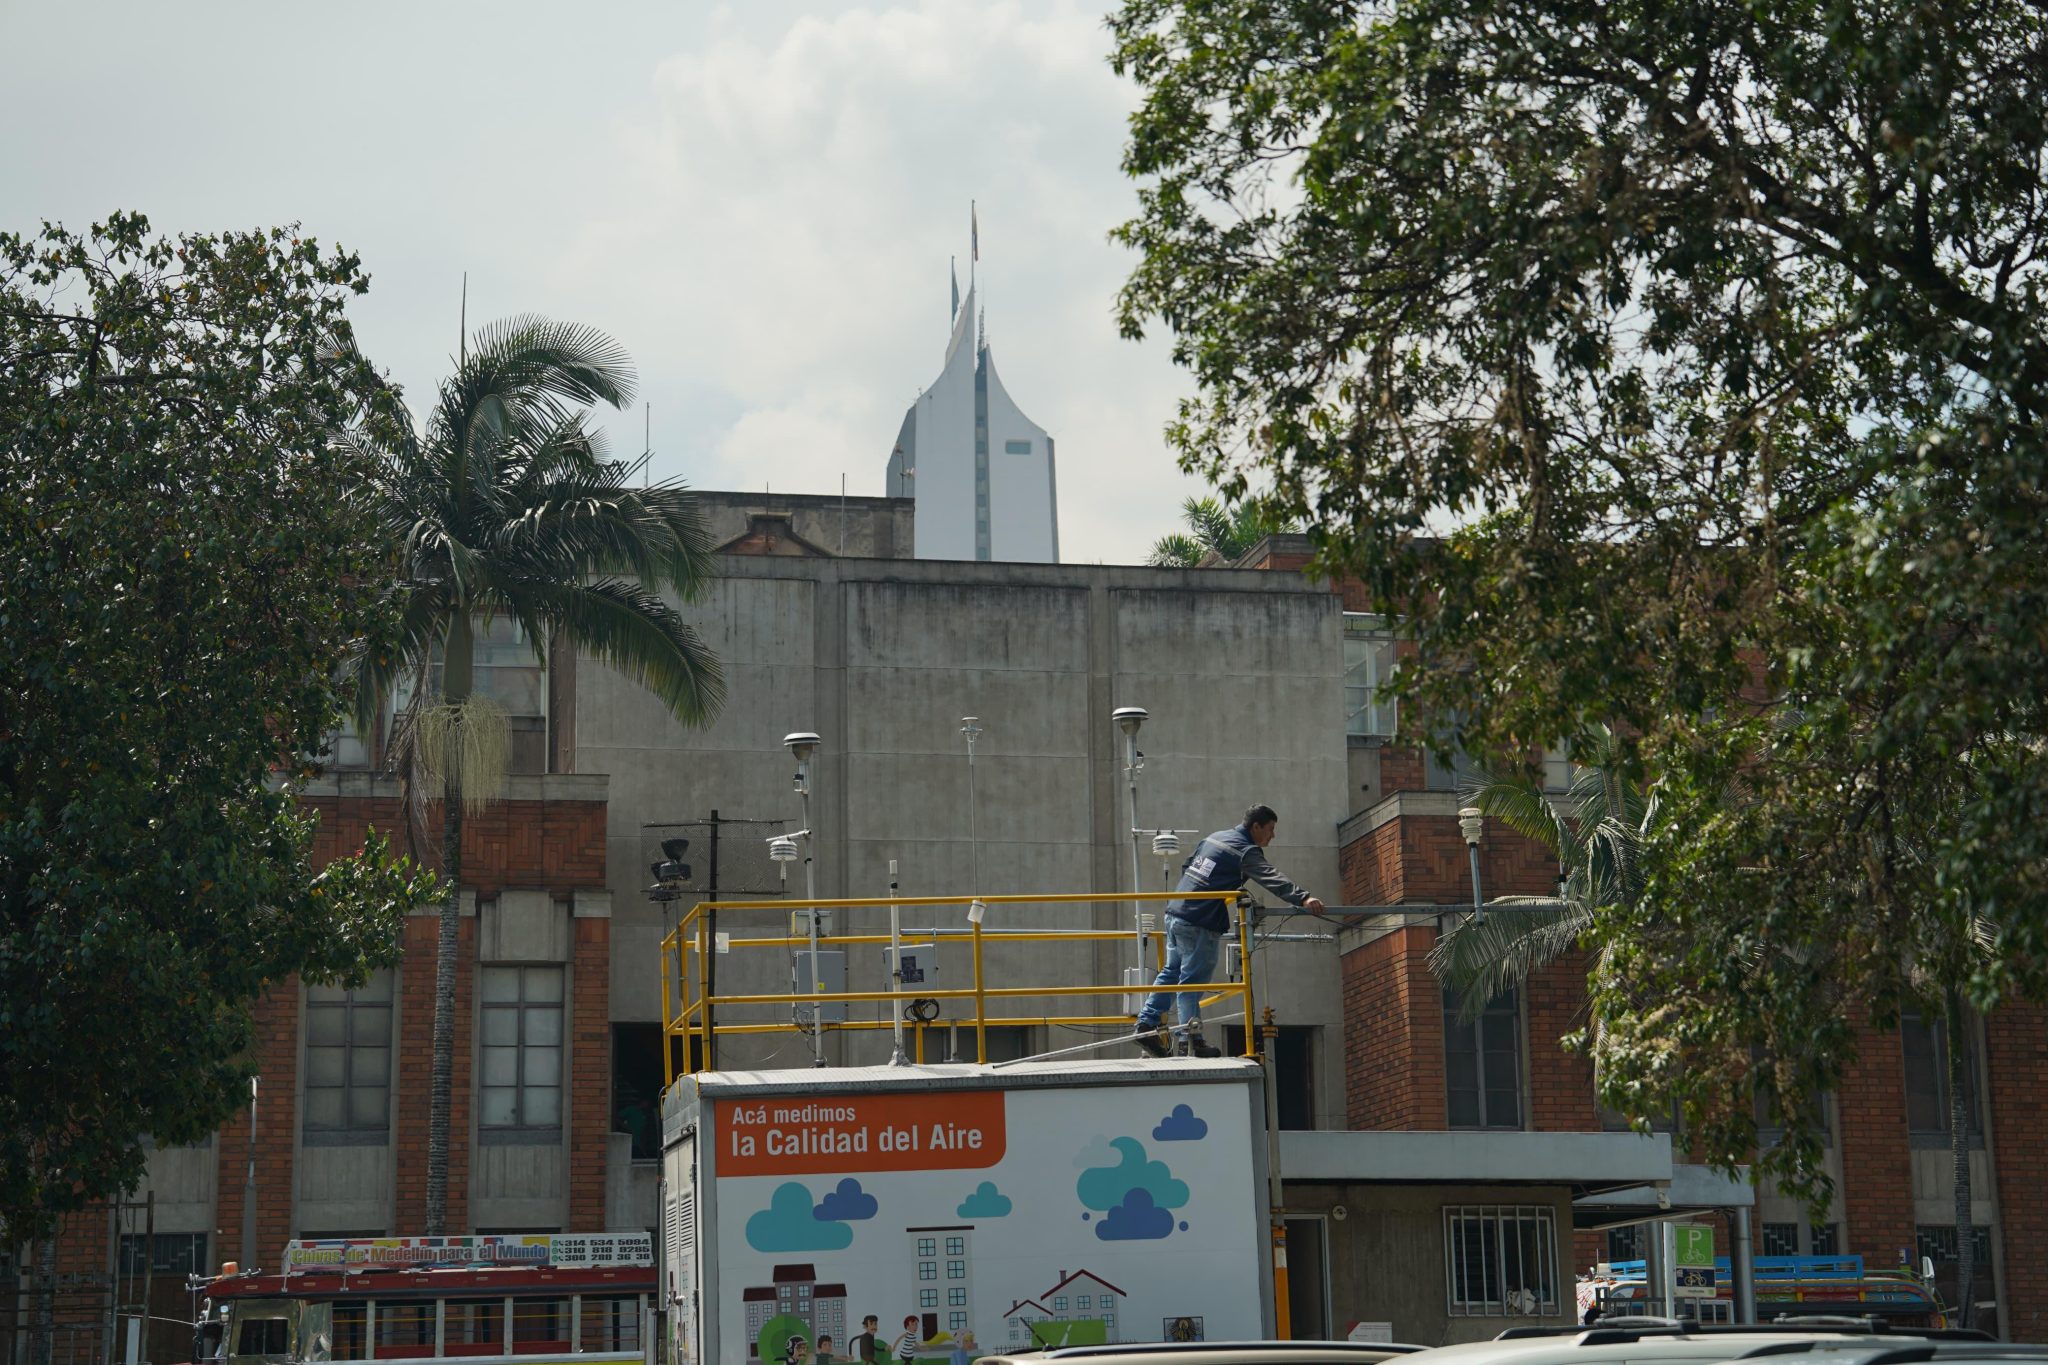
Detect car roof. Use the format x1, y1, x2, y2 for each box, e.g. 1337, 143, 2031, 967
978, 1344, 1427, 1365
1396, 1334, 1930, 1365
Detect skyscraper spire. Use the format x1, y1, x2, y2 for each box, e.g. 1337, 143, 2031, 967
951, 256, 960, 323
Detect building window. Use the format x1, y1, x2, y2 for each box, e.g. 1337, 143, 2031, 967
1101, 1316, 1115, 1338
919, 1263, 937, 1281
304, 971, 393, 1143
1902, 1009, 1983, 1145
480, 965, 564, 1135
917, 1238, 936, 1257
949, 1314, 967, 1333
1604, 1225, 1643, 1264
1445, 1206, 1559, 1316
947, 1260, 965, 1279
1053, 1297, 1068, 1313
945, 1237, 964, 1256
512, 1299, 566, 1345
920, 1290, 938, 1309
1444, 986, 1522, 1129
1342, 617, 1398, 742
1223, 1025, 1317, 1129
580, 1298, 641, 1352
1761, 1223, 1800, 1258
1005, 439, 1033, 455
330, 1304, 369, 1361
1918, 1224, 1994, 1266
611, 1023, 663, 1161
1810, 1224, 1840, 1256
117, 1233, 208, 1277
948, 1289, 967, 1307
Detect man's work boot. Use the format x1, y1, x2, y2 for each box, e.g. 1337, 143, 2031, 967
1133, 1021, 1170, 1059
1181, 1032, 1223, 1058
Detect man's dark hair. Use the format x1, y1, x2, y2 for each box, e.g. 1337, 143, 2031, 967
863, 1317, 877, 1328
1244, 804, 1277, 828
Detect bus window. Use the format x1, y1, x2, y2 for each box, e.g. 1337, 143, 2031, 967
375, 1303, 434, 1357
445, 1300, 504, 1355
332, 1305, 370, 1361
579, 1297, 641, 1353
234, 1317, 291, 1358
511, 1299, 568, 1352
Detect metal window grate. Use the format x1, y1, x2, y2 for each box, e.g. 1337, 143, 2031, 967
1444, 1205, 1558, 1316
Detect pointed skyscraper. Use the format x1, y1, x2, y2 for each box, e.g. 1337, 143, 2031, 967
885, 218, 1059, 563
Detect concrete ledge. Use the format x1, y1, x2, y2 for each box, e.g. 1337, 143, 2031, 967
1574, 1161, 1754, 1214
300, 771, 609, 802
1279, 1128, 1672, 1188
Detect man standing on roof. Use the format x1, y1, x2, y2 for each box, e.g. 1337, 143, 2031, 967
1134, 803, 1324, 1058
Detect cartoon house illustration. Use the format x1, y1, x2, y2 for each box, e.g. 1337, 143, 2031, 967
742, 1264, 848, 1359
1001, 1299, 1052, 1347
1043, 1270, 1127, 1341
907, 1225, 974, 1340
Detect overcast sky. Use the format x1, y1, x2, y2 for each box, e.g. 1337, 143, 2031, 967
0, 0, 1215, 563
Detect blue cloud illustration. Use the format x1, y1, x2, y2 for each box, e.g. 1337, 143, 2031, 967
1075, 1136, 1189, 1212
957, 1181, 1013, 1219
1096, 1187, 1175, 1241
1073, 1135, 1119, 1169
747, 1182, 854, 1252
1152, 1104, 1208, 1142
815, 1177, 878, 1221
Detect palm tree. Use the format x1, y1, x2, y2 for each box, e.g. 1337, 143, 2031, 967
342, 315, 724, 1234
1428, 726, 1646, 1014
1146, 496, 1298, 567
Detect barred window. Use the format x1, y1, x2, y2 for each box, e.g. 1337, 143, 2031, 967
1445, 1206, 1558, 1316
579, 1298, 641, 1354
1917, 1224, 1994, 1265
480, 966, 564, 1134
305, 971, 393, 1141
1762, 1222, 1800, 1258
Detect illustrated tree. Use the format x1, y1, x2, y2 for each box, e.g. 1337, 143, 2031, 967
0, 215, 436, 1311
1111, 0, 2048, 1278
342, 316, 724, 1234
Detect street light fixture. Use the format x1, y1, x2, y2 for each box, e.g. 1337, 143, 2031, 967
1112, 707, 1150, 975
1458, 806, 1486, 926
784, 731, 825, 1064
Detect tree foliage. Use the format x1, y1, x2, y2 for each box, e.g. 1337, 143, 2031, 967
1112, 0, 2048, 1197
0, 214, 437, 1242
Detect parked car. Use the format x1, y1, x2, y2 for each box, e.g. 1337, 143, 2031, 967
974, 1340, 1427, 1364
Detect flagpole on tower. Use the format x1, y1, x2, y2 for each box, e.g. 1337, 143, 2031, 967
970, 200, 979, 290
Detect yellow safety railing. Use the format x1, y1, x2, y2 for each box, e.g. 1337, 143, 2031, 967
658, 889, 1257, 1082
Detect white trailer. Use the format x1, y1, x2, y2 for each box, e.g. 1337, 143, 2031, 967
659, 1057, 1272, 1364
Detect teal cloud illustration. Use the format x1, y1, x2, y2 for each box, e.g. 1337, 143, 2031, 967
746, 1181, 855, 1252
957, 1181, 1013, 1219
1075, 1136, 1189, 1212
1073, 1135, 1119, 1169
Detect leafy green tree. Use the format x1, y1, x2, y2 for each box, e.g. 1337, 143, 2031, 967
1147, 495, 1298, 566
343, 316, 725, 1233
1111, 0, 2048, 1233
0, 214, 437, 1249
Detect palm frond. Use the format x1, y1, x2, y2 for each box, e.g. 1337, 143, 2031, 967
1430, 902, 1594, 1018
459, 314, 637, 412
522, 577, 725, 724
1465, 768, 1571, 858
1148, 533, 1206, 568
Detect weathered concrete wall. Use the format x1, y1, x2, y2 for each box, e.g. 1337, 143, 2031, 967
577, 556, 1350, 1112
1287, 1181, 1578, 1347
693, 489, 914, 559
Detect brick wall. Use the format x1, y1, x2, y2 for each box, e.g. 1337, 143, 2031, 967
1525, 955, 1599, 1131
302, 795, 609, 894
1342, 926, 1446, 1129
1836, 1016, 1914, 1263
1987, 1001, 2048, 1337
394, 912, 475, 1232
568, 914, 612, 1229
1341, 821, 1404, 905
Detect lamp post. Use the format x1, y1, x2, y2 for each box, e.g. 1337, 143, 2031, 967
1458, 806, 1486, 925
1112, 707, 1149, 974
785, 732, 824, 1064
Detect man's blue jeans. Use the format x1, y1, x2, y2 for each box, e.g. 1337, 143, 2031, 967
1136, 917, 1223, 1032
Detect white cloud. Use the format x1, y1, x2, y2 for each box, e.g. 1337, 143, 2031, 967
558, 1, 1208, 562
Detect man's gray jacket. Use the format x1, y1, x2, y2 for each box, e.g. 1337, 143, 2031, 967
1166, 823, 1314, 933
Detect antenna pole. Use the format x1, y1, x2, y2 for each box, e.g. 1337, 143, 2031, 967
459, 272, 467, 365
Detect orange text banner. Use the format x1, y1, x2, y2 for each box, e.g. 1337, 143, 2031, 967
714, 1090, 1007, 1177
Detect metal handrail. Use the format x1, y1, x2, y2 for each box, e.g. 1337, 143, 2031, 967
658, 889, 1256, 1080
